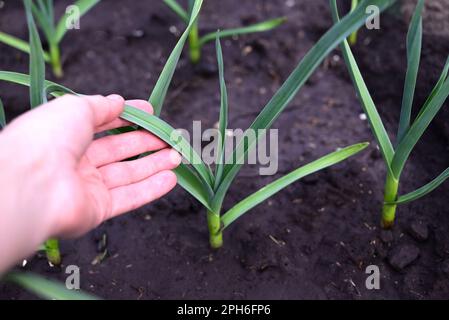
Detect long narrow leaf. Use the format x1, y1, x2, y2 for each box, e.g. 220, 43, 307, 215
25, 0, 46, 108
149, 0, 203, 116
175, 164, 213, 210
213, 35, 228, 190
0, 97, 5, 128
31, 2, 54, 42
391, 75, 449, 177
212, 0, 396, 213
416, 56, 449, 119
6, 272, 98, 300
0, 31, 50, 61
55, 0, 100, 42
0, 71, 73, 97
221, 143, 369, 229
199, 17, 287, 47
397, 0, 424, 143
330, 0, 395, 170
163, 0, 189, 24
393, 166, 449, 205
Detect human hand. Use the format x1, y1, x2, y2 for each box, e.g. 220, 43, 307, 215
0, 94, 180, 271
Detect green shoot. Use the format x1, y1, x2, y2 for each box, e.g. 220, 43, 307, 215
5, 272, 99, 300
331, 0, 449, 229
348, 0, 359, 45
0, 0, 100, 77
0, 0, 395, 250
163, 0, 286, 64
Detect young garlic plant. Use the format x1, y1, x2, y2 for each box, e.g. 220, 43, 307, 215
163, 0, 286, 64
0, 0, 396, 252
331, 0, 449, 228
0, 0, 100, 77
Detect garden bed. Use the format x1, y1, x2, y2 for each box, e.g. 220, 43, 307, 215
0, 0, 448, 299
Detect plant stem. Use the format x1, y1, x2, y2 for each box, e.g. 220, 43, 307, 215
188, 21, 201, 64
348, 0, 358, 45
49, 42, 63, 78
44, 238, 61, 266
207, 210, 223, 249
381, 171, 399, 229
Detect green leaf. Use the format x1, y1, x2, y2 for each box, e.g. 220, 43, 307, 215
0, 71, 75, 97
330, 0, 395, 173
397, 0, 424, 144
0, 97, 5, 128
149, 0, 204, 116
55, 0, 100, 42
213, 34, 229, 191
121, 105, 214, 187
0, 31, 50, 61
31, 1, 55, 43
393, 166, 449, 205
221, 143, 369, 229
391, 74, 449, 177
24, 0, 46, 108
416, 56, 449, 120
212, 0, 397, 213
199, 17, 287, 47
6, 272, 99, 300
175, 164, 213, 210
163, 0, 189, 24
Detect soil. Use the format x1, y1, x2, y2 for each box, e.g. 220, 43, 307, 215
1, 0, 449, 300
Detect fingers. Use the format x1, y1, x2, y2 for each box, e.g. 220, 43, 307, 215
96, 99, 154, 133
109, 170, 178, 219
99, 148, 181, 189
82, 94, 125, 129
86, 130, 168, 167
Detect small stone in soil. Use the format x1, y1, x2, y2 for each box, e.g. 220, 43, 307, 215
408, 220, 429, 242
388, 244, 420, 271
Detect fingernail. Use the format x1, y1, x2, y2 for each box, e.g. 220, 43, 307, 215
107, 94, 124, 102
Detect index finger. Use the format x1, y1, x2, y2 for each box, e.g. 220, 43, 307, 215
96, 99, 154, 133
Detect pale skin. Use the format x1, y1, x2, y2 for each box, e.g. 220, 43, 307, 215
0, 94, 181, 274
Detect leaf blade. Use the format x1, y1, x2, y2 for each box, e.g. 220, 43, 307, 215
330, 0, 395, 169
163, 0, 189, 24
397, 0, 424, 143
6, 272, 99, 300
199, 17, 286, 47
391, 74, 449, 177
221, 143, 369, 229
24, 0, 46, 108
213, 34, 228, 190
393, 166, 449, 205
149, 0, 204, 116
0, 31, 50, 61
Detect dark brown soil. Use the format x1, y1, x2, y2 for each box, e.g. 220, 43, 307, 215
1, 0, 449, 299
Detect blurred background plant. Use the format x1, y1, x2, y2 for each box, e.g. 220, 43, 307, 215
163, 0, 286, 64
0, 0, 100, 77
